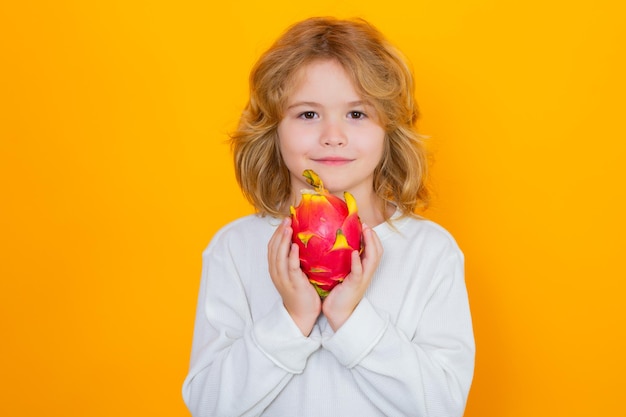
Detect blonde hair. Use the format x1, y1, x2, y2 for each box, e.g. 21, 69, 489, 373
230, 16, 430, 219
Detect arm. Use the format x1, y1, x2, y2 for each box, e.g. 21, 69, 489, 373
182, 230, 321, 417
323, 251, 475, 417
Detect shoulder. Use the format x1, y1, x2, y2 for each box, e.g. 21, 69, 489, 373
202, 214, 281, 256
381, 214, 463, 259
408, 217, 459, 246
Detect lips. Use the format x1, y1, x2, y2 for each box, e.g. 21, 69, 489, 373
312, 157, 354, 165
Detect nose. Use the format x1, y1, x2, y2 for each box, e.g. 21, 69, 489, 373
320, 118, 347, 147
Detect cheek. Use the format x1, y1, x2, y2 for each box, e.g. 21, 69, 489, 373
278, 122, 313, 153
277, 123, 307, 173
277, 124, 295, 156
362, 128, 386, 157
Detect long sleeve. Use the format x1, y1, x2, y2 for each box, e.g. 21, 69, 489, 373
182, 218, 321, 417
323, 248, 474, 417
182, 214, 474, 417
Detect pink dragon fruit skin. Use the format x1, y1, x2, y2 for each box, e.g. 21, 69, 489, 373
290, 169, 363, 298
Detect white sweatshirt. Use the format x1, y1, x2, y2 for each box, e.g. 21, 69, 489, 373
182, 212, 475, 417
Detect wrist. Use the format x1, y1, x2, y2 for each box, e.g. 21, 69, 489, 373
284, 304, 320, 336
323, 303, 356, 332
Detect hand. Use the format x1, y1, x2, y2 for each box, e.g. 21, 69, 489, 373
322, 224, 383, 331
267, 217, 322, 336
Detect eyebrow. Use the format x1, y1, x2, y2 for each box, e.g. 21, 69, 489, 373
285, 100, 369, 110
286, 101, 321, 110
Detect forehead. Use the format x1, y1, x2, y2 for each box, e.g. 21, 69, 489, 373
284, 59, 361, 102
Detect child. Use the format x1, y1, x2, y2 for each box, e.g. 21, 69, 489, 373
183, 16, 474, 417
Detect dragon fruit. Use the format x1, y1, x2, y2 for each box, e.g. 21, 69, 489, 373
290, 169, 363, 298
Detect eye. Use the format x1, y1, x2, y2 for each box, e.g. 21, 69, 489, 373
348, 111, 366, 119
298, 111, 318, 119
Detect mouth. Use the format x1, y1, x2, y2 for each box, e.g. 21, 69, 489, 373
312, 157, 354, 166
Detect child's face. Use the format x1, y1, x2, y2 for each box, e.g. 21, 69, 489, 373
277, 59, 386, 202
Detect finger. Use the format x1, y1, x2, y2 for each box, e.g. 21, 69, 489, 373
363, 225, 382, 257
287, 243, 303, 275
277, 219, 294, 261
349, 249, 363, 278
268, 217, 289, 255
288, 244, 314, 292
360, 226, 383, 276
372, 226, 383, 251
274, 218, 292, 256
268, 217, 292, 280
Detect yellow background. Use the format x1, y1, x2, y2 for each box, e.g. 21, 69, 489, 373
1, 0, 624, 416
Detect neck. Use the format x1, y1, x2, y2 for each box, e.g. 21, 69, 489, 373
351, 194, 395, 227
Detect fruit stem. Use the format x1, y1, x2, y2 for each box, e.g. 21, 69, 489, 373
302, 169, 324, 192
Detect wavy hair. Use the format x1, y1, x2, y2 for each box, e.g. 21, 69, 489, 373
230, 16, 430, 219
